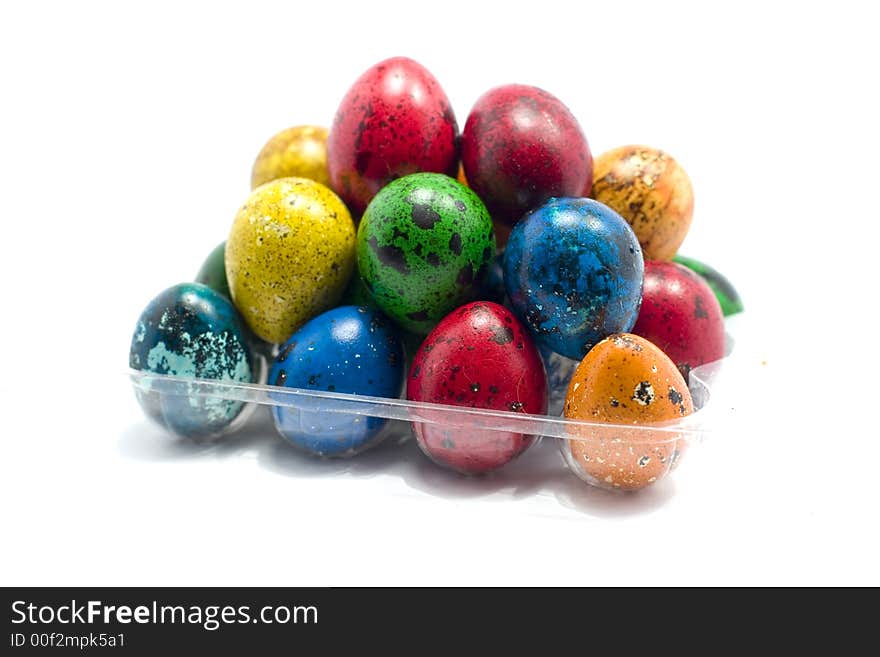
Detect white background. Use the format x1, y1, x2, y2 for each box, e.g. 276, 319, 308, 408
1, 0, 877, 585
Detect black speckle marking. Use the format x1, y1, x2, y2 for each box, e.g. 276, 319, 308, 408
426, 252, 440, 267
368, 237, 409, 274
412, 364, 421, 379
610, 397, 620, 407
327, 384, 336, 392
669, 386, 687, 414
388, 352, 398, 366
694, 295, 709, 319
454, 200, 466, 212
509, 401, 524, 411
632, 381, 655, 406
456, 263, 474, 286
407, 310, 429, 321
276, 341, 296, 362
470, 383, 480, 393
411, 203, 441, 229
308, 374, 317, 385
489, 324, 514, 345
274, 370, 287, 386
489, 385, 499, 394
448, 233, 462, 255
442, 437, 455, 449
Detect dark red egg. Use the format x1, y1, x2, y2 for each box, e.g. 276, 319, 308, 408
632, 261, 726, 382
407, 301, 548, 474
461, 84, 593, 226
327, 56, 459, 217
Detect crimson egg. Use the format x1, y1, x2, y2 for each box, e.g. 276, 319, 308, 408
327, 56, 459, 217
632, 261, 726, 381
407, 301, 548, 474
461, 84, 592, 226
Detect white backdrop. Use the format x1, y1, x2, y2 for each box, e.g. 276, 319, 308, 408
0, 0, 877, 585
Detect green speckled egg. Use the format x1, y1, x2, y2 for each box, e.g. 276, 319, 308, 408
226, 177, 356, 344
356, 173, 495, 334
195, 241, 230, 298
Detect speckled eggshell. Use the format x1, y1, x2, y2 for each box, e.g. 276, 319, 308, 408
591, 146, 694, 261
327, 56, 459, 216
356, 172, 495, 334
503, 197, 644, 360
226, 177, 356, 344
461, 84, 593, 226
562, 334, 694, 490
632, 261, 726, 381
407, 301, 548, 474
673, 254, 743, 316
129, 283, 255, 439
250, 125, 330, 190
195, 241, 230, 298
268, 305, 404, 457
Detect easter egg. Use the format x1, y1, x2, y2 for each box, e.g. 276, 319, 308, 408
226, 177, 356, 344
195, 241, 230, 298
461, 84, 593, 226
356, 172, 495, 334
327, 56, 459, 216
339, 272, 376, 308
129, 283, 255, 439
591, 146, 694, 261
250, 125, 329, 190
408, 301, 548, 474
503, 197, 644, 360
632, 261, 725, 381
269, 306, 404, 457
562, 334, 694, 490
472, 248, 506, 304
673, 254, 743, 316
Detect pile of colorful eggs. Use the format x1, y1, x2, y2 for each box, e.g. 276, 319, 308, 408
129, 56, 742, 491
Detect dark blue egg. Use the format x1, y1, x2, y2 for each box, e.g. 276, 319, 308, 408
269, 305, 405, 457
129, 282, 255, 439
503, 197, 644, 360
473, 248, 507, 304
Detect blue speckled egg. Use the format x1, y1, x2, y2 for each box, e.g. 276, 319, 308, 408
269, 305, 405, 457
503, 197, 644, 360
129, 282, 255, 439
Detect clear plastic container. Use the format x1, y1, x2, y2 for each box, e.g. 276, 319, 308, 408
127, 341, 731, 492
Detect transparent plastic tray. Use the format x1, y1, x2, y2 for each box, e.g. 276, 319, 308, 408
127, 341, 734, 491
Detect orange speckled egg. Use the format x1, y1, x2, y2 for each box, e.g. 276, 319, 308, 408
456, 162, 468, 187
562, 333, 694, 490
591, 146, 693, 261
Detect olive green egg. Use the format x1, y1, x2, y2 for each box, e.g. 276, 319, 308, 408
356, 173, 495, 334
195, 241, 230, 298
226, 177, 356, 344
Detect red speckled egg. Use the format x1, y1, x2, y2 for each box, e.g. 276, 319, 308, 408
327, 57, 459, 217
407, 301, 548, 474
632, 261, 726, 381
461, 84, 593, 226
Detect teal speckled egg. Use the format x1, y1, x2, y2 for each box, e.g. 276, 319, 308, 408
356, 173, 495, 334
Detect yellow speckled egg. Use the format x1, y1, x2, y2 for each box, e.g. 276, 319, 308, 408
226, 177, 355, 344
591, 146, 694, 261
562, 333, 694, 490
251, 126, 329, 190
